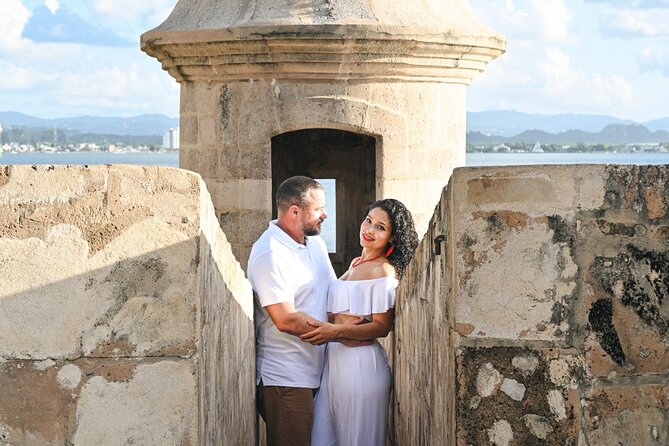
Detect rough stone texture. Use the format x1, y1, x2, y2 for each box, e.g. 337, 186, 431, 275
393, 165, 669, 445
392, 184, 454, 446
0, 165, 255, 445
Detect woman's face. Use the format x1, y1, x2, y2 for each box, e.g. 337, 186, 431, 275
359, 207, 392, 251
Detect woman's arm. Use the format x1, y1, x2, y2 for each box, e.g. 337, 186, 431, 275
299, 310, 394, 346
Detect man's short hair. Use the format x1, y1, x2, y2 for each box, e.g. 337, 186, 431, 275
276, 176, 323, 213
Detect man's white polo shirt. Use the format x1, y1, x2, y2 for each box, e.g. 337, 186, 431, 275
248, 220, 335, 388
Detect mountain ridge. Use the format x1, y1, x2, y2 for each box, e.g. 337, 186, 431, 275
467, 110, 669, 137
0, 111, 179, 136
2, 111, 668, 143
468, 123, 669, 145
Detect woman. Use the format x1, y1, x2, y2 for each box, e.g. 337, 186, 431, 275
300, 198, 419, 446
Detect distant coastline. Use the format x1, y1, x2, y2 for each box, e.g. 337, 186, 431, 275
2, 151, 667, 168
2, 110, 669, 157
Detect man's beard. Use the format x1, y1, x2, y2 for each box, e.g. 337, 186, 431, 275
302, 219, 323, 236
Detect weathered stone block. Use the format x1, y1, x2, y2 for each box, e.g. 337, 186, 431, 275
456, 347, 581, 446
583, 237, 669, 376
239, 210, 274, 246
455, 212, 577, 342
238, 179, 272, 210
72, 360, 198, 445
206, 179, 240, 213
198, 115, 219, 147
180, 145, 221, 179
0, 360, 74, 445
583, 384, 669, 445
240, 145, 271, 180
601, 165, 669, 223
180, 115, 199, 146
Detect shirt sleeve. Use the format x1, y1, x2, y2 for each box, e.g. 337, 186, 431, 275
248, 250, 294, 307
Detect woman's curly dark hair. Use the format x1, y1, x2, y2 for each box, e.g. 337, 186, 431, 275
366, 199, 419, 279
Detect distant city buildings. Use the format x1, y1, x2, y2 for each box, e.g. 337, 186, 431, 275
163, 127, 180, 150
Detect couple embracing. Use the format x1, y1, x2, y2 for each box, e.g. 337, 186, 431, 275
248, 176, 418, 446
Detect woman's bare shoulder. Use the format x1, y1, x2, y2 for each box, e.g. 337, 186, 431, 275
364, 259, 396, 280
378, 261, 396, 278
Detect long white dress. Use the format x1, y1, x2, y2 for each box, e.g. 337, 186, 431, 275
311, 276, 398, 446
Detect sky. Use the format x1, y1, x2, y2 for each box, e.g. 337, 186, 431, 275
0, 0, 668, 122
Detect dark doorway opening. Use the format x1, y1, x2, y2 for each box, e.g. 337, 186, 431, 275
271, 129, 376, 276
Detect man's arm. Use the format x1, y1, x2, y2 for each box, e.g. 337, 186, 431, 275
265, 302, 322, 336
266, 303, 371, 347
300, 310, 394, 346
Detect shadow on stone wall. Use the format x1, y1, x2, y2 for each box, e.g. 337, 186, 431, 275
0, 165, 256, 445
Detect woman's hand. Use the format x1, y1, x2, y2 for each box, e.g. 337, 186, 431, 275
299, 320, 342, 346
300, 317, 371, 345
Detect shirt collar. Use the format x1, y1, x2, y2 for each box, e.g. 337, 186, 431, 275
269, 220, 308, 250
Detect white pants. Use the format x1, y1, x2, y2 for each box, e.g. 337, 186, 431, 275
311, 341, 391, 446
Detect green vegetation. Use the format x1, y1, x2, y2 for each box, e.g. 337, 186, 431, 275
3, 126, 162, 148
467, 141, 669, 153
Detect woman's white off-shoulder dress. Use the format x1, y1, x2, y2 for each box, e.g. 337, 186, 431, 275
311, 276, 398, 446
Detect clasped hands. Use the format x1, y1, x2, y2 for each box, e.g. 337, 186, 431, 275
300, 317, 372, 347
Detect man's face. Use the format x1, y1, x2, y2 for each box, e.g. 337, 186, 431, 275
300, 188, 327, 236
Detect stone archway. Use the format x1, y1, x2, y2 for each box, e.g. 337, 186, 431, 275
271, 128, 376, 275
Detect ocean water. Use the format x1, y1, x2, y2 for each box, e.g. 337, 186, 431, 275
0, 151, 179, 166
2, 150, 668, 167
467, 151, 669, 166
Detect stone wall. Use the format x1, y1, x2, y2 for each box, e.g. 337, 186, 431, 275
393, 164, 669, 445
0, 165, 255, 445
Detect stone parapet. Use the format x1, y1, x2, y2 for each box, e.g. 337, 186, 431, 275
393, 164, 669, 445
0, 165, 255, 445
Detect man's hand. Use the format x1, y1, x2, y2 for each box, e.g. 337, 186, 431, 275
299, 321, 340, 346
299, 317, 373, 346
338, 317, 373, 346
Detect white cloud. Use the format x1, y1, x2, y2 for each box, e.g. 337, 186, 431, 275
470, 45, 634, 115
639, 46, 669, 75
542, 48, 575, 93
586, 0, 669, 9
541, 48, 633, 106
0, 51, 179, 117
44, 0, 59, 14
470, 0, 573, 43
45, 61, 179, 113
0, 0, 178, 118
469, 0, 529, 41
529, 0, 574, 43
601, 8, 669, 37
92, 0, 173, 23
0, 0, 31, 51
87, 0, 174, 41
0, 62, 57, 90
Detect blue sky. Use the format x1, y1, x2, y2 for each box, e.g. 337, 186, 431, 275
1, 0, 668, 122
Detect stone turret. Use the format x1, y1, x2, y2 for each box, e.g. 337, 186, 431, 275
141, 0, 505, 271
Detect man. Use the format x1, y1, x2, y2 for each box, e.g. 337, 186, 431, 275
247, 176, 335, 446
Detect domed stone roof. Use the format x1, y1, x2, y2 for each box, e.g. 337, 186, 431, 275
150, 0, 501, 36
141, 0, 505, 83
